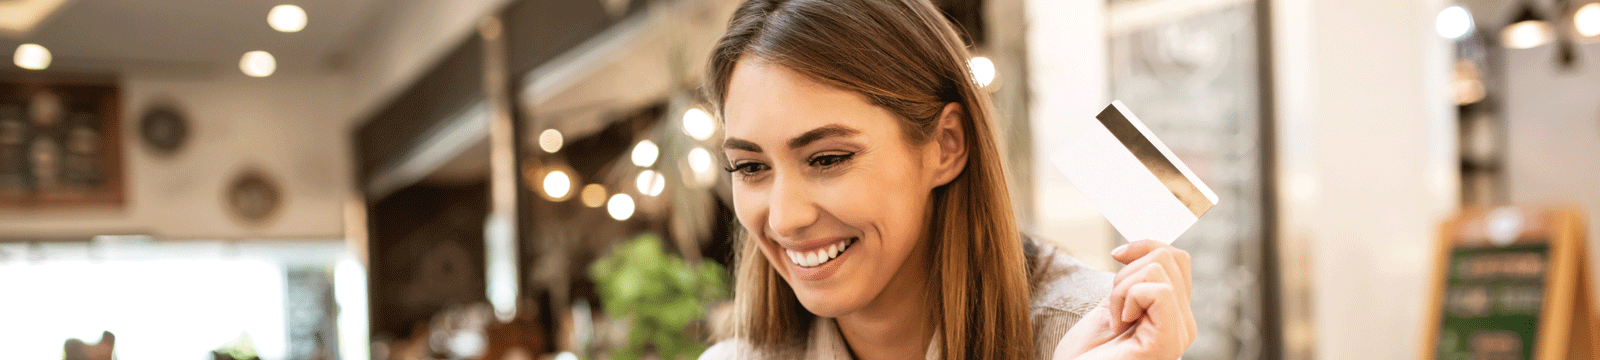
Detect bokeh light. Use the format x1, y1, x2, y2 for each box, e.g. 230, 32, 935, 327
13, 44, 51, 70
631, 140, 658, 167
635, 170, 665, 197
607, 194, 634, 221
682, 107, 715, 141
580, 184, 607, 208
539, 129, 563, 153
968, 56, 996, 87
240, 51, 277, 77
268, 5, 308, 33
1435, 6, 1474, 40
543, 170, 572, 200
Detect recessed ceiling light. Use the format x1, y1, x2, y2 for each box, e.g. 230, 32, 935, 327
240, 51, 277, 77
13, 43, 50, 70
268, 5, 307, 33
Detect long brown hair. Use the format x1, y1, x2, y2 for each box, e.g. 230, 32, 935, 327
705, 0, 1031, 359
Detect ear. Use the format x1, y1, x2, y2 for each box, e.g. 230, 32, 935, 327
929, 102, 969, 188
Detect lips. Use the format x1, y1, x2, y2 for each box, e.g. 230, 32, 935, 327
784, 237, 855, 268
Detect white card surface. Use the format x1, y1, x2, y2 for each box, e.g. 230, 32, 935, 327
1050, 101, 1219, 244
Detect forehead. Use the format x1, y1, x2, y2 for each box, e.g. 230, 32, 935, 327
722, 59, 900, 146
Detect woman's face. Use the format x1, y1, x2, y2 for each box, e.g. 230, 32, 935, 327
722, 59, 945, 317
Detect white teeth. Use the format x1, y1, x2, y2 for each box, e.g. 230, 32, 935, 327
785, 238, 855, 268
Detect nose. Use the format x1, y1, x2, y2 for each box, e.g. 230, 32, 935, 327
766, 172, 819, 240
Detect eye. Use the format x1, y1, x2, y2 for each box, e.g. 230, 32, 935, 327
724, 162, 770, 177
808, 152, 854, 168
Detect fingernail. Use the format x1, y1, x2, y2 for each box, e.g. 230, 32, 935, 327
1111, 244, 1128, 257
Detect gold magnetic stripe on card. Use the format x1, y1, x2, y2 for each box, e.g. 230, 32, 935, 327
1095, 103, 1213, 218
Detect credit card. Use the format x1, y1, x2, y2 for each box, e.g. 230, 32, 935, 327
1049, 101, 1219, 244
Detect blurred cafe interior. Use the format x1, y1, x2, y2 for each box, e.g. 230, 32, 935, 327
3, 0, 1600, 359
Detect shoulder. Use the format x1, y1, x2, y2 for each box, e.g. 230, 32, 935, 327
1025, 238, 1113, 316
1024, 239, 1113, 359
699, 338, 800, 360
699, 340, 743, 360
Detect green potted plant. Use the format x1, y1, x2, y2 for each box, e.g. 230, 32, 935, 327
589, 234, 729, 360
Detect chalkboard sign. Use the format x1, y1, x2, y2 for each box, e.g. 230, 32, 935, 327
1422, 207, 1597, 360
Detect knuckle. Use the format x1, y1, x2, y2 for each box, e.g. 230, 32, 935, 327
1145, 263, 1167, 276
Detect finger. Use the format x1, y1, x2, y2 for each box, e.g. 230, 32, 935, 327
1113, 247, 1191, 320
1170, 248, 1195, 345
1119, 263, 1170, 323
1106, 263, 1152, 332
1126, 282, 1185, 358
1113, 242, 1196, 343
1113, 247, 1188, 302
1111, 239, 1170, 265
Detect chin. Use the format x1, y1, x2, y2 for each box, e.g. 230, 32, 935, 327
790, 283, 867, 318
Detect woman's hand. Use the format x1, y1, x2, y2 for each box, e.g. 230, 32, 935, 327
1053, 240, 1197, 360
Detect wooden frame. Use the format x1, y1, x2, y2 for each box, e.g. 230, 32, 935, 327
0, 75, 124, 208
1421, 207, 1598, 359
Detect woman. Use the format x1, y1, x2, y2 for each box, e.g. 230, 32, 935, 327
700, 0, 1198, 359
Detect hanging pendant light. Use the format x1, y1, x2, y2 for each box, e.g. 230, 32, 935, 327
1556, 36, 1582, 70
1503, 1, 1555, 49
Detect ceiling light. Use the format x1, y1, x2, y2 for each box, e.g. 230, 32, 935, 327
1502, 2, 1554, 49
538, 129, 563, 153
240, 51, 277, 77
1576, 3, 1600, 38
1436, 6, 1475, 40
268, 5, 307, 33
607, 194, 635, 221
631, 140, 658, 167
13, 44, 50, 70
682, 107, 715, 141
968, 56, 996, 87
580, 184, 607, 208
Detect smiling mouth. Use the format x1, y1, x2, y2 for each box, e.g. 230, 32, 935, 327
785, 237, 855, 268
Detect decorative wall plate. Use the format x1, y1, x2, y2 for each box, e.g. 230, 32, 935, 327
225, 168, 282, 226
139, 104, 189, 155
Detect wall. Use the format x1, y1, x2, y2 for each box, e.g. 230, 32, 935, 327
1271, 0, 1459, 359
0, 0, 512, 240
1024, 0, 1118, 270
1502, 33, 1600, 297
0, 69, 356, 239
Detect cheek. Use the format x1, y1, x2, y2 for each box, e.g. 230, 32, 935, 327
819, 160, 929, 237
730, 182, 768, 235
731, 183, 793, 278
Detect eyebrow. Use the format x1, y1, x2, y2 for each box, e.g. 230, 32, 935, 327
723, 124, 862, 153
